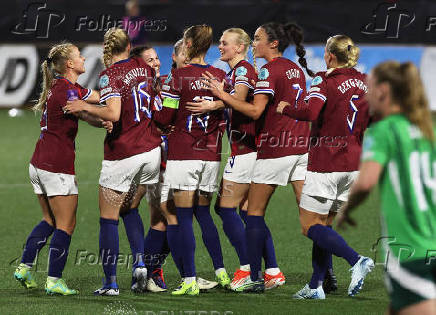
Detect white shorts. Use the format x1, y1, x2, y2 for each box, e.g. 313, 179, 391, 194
163, 160, 220, 192
223, 152, 257, 184
99, 147, 161, 193
252, 153, 308, 186
300, 171, 359, 215
29, 164, 78, 196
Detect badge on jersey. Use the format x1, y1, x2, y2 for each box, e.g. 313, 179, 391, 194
235, 66, 247, 77
258, 68, 269, 80
311, 76, 323, 86
99, 75, 109, 89
165, 72, 172, 84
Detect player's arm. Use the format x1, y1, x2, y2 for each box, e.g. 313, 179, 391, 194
185, 83, 249, 113
63, 97, 121, 122
84, 90, 100, 104
277, 96, 325, 121
202, 72, 266, 120
76, 111, 104, 128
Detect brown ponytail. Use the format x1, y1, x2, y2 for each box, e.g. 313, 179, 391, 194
183, 24, 213, 61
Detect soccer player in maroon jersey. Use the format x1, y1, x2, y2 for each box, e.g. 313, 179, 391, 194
119, 45, 169, 292
277, 35, 374, 299
64, 28, 162, 296
187, 27, 285, 291
154, 24, 229, 295
203, 22, 312, 292
14, 43, 104, 295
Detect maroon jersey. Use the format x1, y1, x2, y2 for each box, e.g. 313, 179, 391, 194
99, 57, 161, 160
305, 68, 370, 172
254, 57, 309, 159
226, 60, 257, 156
30, 77, 91, 174
160, 64, 226, 161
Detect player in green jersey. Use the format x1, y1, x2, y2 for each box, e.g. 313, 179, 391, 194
337, 61, 436, 315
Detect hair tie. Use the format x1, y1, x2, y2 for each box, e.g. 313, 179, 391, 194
347, 45, 352, 52
46, 57, 53, 63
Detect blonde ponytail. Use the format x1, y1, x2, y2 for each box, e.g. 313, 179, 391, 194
33, 42, 74, 112
373, 61, 434, 141
103, 28, 130, 68
325, 35, 360, 73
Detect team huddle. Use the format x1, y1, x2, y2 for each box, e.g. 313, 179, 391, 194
13, 21, 436, 314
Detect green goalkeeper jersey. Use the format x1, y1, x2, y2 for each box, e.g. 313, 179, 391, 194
362, 114, 436, 262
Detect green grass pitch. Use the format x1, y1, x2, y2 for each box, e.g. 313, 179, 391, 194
0, 109, 388, 314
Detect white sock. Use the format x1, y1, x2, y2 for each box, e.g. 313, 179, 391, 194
22, 264, 32, 269
265, 268, 280, 276
240, 265, 250, 272
47, 276, 59, 282
215, 268, 226, 277
184, 277, 196, 284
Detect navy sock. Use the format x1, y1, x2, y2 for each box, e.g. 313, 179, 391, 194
177, 207, 196, 277
194, 205, 224, 270
99, 218, 119, 284
157, 235, 170, 270
246, 215, 267, 281
308, 224, 359, 267
48, 229, 71, 278
239, 209, 248, 224
326, 225, 334, 273
263, 225, 278, 269
218, 207, 249, 266
166, 224, 184, 277
144, 228, 166, 272
121, 208, 144, 269
21, 220, 54, 266
309, 243, 329, 289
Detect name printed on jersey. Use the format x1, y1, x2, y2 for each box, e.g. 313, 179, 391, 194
338, 78, 368, 94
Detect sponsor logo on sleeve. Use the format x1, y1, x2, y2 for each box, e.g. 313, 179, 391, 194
235, 75, 248, 82
100, 87, 112, 95
256, 81, 270, 88
99, 74, 109, 89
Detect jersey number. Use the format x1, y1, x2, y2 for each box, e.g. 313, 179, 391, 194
292, 83, 303, 108
410, 151, 436, 211
347, 95, 359, 132
133, 81, 151, 122
186, 96, 212, 132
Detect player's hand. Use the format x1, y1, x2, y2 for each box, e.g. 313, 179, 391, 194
277, 101, 291, 114
102, 121, 113, 133
186, 99, 216, 113
336, 207, 357, 230
201, 71, 225, 98
63, 100, 85, 114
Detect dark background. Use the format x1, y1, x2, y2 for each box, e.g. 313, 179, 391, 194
1, 0, 435, 45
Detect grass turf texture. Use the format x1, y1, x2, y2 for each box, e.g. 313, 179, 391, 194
0, 109, 388, 314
